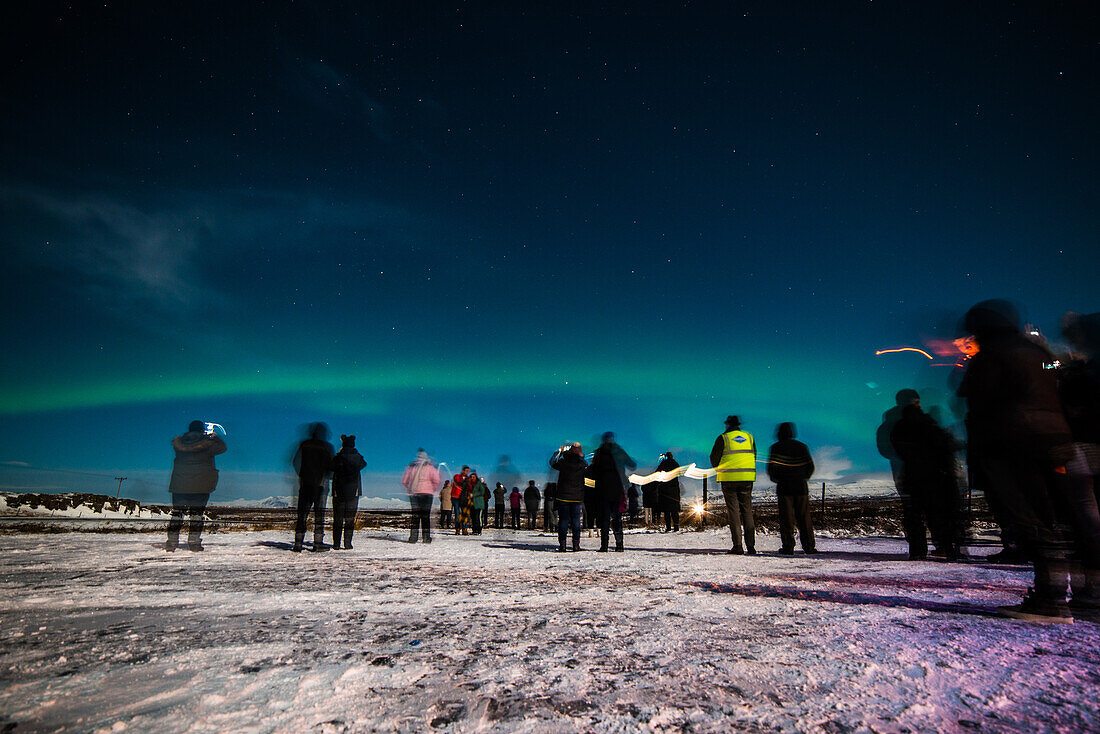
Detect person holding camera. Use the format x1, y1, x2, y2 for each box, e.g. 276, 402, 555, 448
166, 420, 227, 552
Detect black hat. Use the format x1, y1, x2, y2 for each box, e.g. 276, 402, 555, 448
188, 420, 206, 433
341, 434, 356, 448
724, 415, 740, 428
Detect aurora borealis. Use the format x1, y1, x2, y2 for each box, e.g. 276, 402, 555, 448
1, 3, 1096, 501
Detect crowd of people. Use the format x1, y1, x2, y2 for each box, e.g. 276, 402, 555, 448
162, 301, 1099, 624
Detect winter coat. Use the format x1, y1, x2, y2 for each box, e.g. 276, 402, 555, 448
655, 457, 682, 503
402, 455, 442, 496
331, 448, 367, 498
591, 444, 634, 502
523, 484, 540, 511
493, 485, 507, 506
627, 484, 640, 514
550, 450, 588, 503
469, 480, 488, 510
294, 437, 334, 488
889, 407, 956, 491
440, 484, 453, 510
509, 488, 522, 509
169, 431, 226, 495
766, 423, 815, 496
957, 329, 1073, 458
1059, 357, 1100, 445
451, 474, 470, 501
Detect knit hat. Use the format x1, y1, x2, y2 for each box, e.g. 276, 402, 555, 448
341, 434, 356, 448
724, 415, 741, 428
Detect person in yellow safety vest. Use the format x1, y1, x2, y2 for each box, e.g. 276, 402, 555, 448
710, 415, 758, 555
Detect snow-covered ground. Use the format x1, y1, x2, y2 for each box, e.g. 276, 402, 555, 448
1, 527, 1097, 733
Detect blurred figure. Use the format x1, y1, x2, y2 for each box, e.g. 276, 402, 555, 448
493, 481, 507, 528
469, 472, 487, 535
766, 423, 817, 555
958, 300, 1076, 622
590, 432, 636, 552
402, 449, 441, 543
509, 486, 522, 529
550, 442, 588, 551
480, 479, 492, 529
331, 434, 366, 550
166, 420, 226, 552
292, 422, 334, 553
876, 390, 943, 558
452, 466, 472, 536
889, 407, 962, 561
642, 476, 658, 528
524, 480, 541, 530
543, 482, 558, 531
1059, 311, 1100, 617
439, 480, 453, 528
711, 415, 757, 555
627, 482, 640, 526
656, 452, 681, 532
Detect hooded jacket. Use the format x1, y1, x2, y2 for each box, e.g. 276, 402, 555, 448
402, 452, 442, 496
332, 447, 367, 497
766, 423, 815, 496
169, 431, 227, 495
655, 455, 682, 502
957, 302, 1072, 455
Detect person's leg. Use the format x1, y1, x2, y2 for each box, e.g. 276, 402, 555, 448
294, 485, 314, 550
721, 484, 744, 553
738, 485, 756, 553
570, 503, 583, 550
777, 494, 796, 553
344, 496, 359, 548
597, 499, 611, 551
332, 494, 345, 548
557, 503, 569, 550
166, 493, 185, 550
312, 490, 327, 549
186, 494, 208, 549
612, 508, 624, 551
409, 496, 421, 542
793, 494, 816, 552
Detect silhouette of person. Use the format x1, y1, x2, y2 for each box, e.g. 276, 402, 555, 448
958, 300, 1076, 622
766, 423, 817, 555
292, 422, 334, 552
166, 420, 226, 552
711, 415, 757, 554
331, 434, 366, 550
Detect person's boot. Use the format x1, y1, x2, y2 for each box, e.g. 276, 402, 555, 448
999, 587, 1073, 624
312, 536, 329, 552
292, 533, 304, 553
572, 540, 581, 552
165, 533, 179, 552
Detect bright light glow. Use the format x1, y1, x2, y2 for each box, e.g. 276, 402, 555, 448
874, 347, 933, 359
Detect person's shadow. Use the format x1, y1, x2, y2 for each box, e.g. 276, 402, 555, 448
686, 580, 1001, 617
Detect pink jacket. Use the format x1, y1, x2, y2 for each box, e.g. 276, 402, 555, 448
402, 453, 442, 496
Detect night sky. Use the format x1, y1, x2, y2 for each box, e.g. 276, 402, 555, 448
2, 3, 1096, 501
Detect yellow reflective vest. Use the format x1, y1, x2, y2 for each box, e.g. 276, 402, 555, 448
716, 430, 756, 482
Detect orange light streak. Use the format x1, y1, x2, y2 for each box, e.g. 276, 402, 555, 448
875, 347, 933, 360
